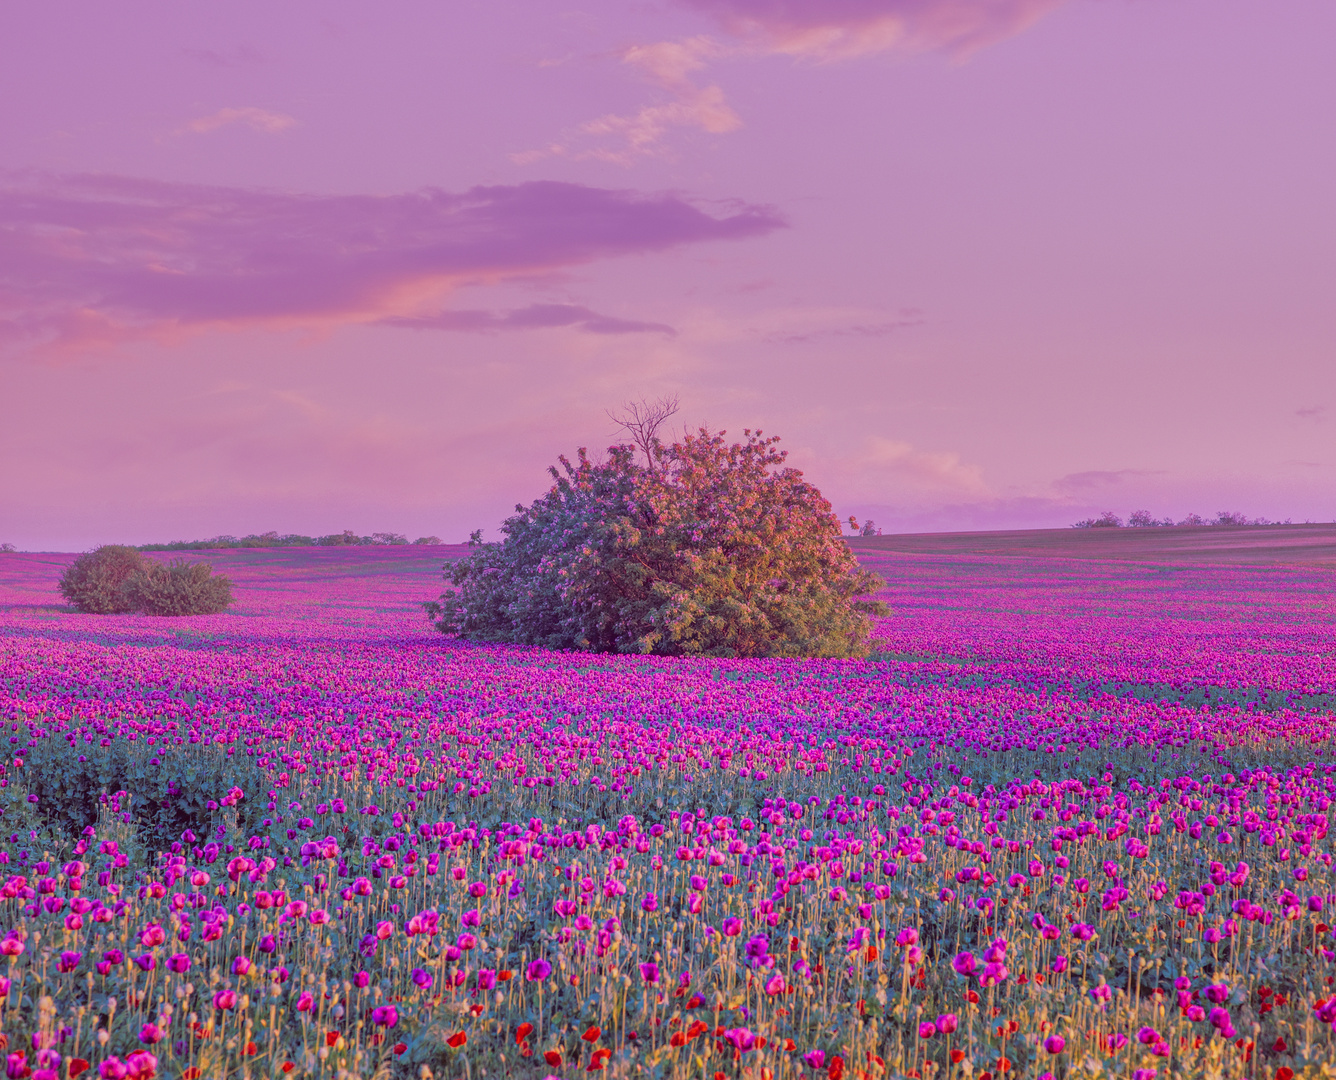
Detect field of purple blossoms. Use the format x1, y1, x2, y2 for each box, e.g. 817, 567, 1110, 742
1, 545, 1335, 1080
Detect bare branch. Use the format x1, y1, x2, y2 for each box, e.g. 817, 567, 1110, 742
607, 395, 680, 474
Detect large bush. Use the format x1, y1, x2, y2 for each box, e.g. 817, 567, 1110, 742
59, 545, 233, 615
57, 544, 146, 613
121, 557, 234, 615
427, 427, 887, 657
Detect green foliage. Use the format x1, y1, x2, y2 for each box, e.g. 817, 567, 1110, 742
57, 544, 146, 613
427, 427, 888, 657
121, 557, 234, 615
58, 545, 233, 615
10, 733, 263, 849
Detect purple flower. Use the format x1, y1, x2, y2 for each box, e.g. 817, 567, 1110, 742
952, 951, 977, 976
639, 962, 660, 983
525, 958, 552, 982
1044, 1035, 1066, 1054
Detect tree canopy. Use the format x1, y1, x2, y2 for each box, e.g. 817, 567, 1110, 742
426, 427, 887, 657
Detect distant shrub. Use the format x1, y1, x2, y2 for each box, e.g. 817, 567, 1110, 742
1127, 509, 1173, 528
413, 535, 443, 545
428, 427, 888, 658
1213, 510, 1275, 526
1076, 510, 1289, 529
59, 546, 233, 615
1071, 511, 1123, 529
0, 542, 15, 552
121, 558, 234, 616
58, 545, 147, 613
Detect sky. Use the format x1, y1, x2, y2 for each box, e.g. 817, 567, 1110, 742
2, 0, 1334, 549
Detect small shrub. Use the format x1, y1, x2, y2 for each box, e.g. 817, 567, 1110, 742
1071, 511, 1123, 529
121, 557, 234, 615
0, 542, 15, 552
57, 544, 146, 613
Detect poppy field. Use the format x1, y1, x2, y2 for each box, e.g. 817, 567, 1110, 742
0, 545, 1335, 1080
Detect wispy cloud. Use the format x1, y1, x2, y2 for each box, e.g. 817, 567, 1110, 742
811, 435, 989, 500
674, 0, 1068, 60
381, 303, 676, 336
764, 308, 923, 343
180, 45, 266, 69
1053, 468, 1161, 493
177, 107, 296, 135
0, 172, 782, 357
513, 37, 742, 164
518, 1, 1063, 164
1296, 404, 1325, 422
858, 435, 989, 494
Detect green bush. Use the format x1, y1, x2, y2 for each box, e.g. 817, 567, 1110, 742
58, 546, 234, 615
3, 732, 262, 848
121, 557, 234, 615
57, 544, 146, 613
428, 427, 889, 657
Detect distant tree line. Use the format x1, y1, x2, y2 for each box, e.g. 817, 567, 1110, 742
138, 530, 442, 552
1072, 510, 1293, 529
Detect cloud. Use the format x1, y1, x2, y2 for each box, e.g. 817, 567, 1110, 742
857, 435, 989, 494
180, 45, 266, 69
178, 107, 296, 135
812, 435, 989, 501
674, 0, 1068, 59
381, 303, 676, 336
514, 37, 742, 164
764, 309, 923, 343
1296, 405, 1325, 422
1052, 468, 1161, 493
0, 172, 782, 356
517, 2, 1062, 164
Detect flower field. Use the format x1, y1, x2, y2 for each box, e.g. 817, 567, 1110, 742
1, 545, 1335, 1080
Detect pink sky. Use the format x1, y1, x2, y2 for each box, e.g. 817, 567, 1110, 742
2, 0, 1334, 549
